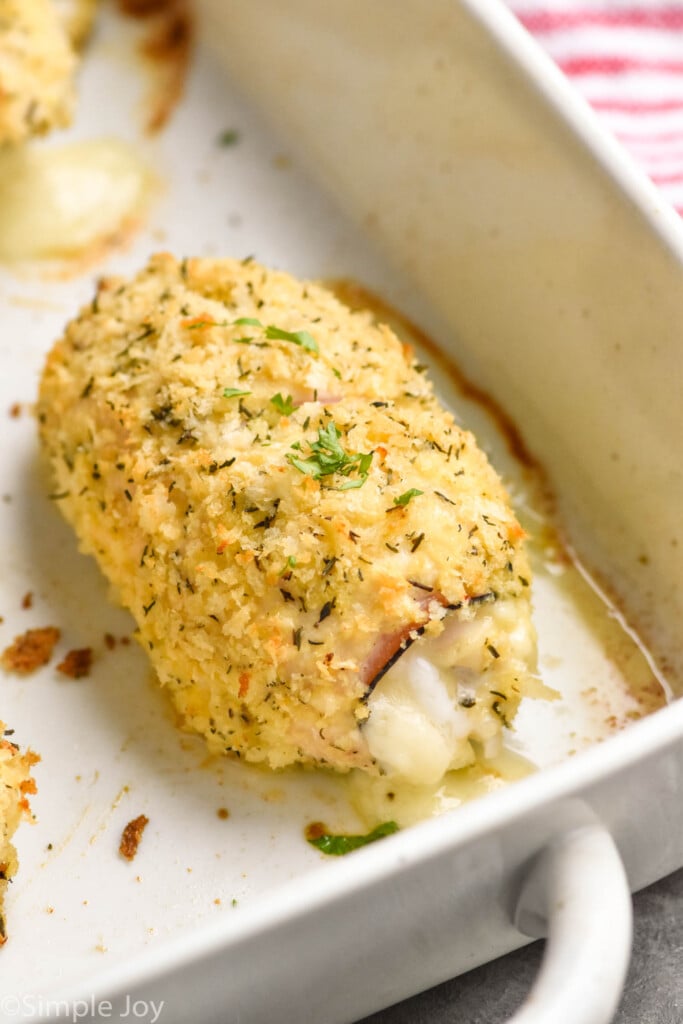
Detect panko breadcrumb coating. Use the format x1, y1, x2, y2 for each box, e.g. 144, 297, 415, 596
0, 728, 39, 945
38, 254, 537, 781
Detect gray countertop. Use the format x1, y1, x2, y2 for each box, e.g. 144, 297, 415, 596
360, 868, 683, 1024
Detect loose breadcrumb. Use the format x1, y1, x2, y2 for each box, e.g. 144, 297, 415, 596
56, 647, 93, 678
1, 627, 60, 674
119, 814, 149, 861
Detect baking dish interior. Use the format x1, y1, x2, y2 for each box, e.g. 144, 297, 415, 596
0, 0, 682, 1009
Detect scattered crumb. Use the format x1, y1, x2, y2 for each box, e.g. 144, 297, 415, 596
213, 898, 221, 905
57, 647, 93, 679
95, 943, 108, 953
135, 875, 142, 882
8, 403, 21, 418
1, 627, 60, 673
104, 632, 116, 650
120, 636, 131, 646
46, 906, 54, 915
216, 807, 229, 820
82, 900, 88, 906
231, 898, 238, 907
21, 592, 33, 610
119, 814, 149, 861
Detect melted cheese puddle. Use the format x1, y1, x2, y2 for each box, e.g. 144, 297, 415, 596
347, 747, 536, 828
0, 139, 151, 261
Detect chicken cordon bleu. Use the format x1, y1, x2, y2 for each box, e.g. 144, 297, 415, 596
38, 254, 537, 784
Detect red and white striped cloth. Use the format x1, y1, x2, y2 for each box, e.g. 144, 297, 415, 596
506, 1, 683, 214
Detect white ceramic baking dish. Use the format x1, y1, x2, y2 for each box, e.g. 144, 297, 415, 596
1, 1, 682, 1022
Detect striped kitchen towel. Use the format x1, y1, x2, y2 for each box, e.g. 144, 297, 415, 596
507, 1, 683, 214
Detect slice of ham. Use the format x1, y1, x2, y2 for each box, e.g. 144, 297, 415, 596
360, 588, 492, 692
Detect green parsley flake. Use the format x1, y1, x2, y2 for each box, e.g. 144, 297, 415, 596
186, 319, 229, 330
223, 388, 252, 398
394, 488, 424, 507
286, 422, 373, 489
265, 325, 319, 354
218, 129, 240, 147
229, 319, 318, 354
307, 821, 399, 856
270, 393, 296, 416
233, 317, 262, 327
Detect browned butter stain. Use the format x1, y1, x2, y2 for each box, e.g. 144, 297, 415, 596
117, 0, 194, 135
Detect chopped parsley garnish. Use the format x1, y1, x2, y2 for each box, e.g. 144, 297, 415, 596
229, 318, 319, 354
306, 821, 399, 856
394, 488, 423, 507
264, 325, 318, 353
286, 422, 373, 489
223, 388, 252, 398
233, 317, 262, 327
184, 318, 229, 330
270, 393, 296, 416
217, 129, 240, 147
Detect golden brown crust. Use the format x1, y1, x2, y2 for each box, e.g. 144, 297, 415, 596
38, 254, 533, 772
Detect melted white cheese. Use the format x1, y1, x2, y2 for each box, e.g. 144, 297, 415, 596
0, 139, 151, 261
363, 598, 537, 784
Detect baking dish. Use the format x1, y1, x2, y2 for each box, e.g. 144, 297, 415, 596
1, 1, 682, 1021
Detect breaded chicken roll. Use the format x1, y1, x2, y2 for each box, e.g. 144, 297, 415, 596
38, 254, 537, 783
0, 729, 38, 945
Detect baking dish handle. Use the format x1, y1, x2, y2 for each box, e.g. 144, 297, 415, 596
506, 823, 632, 1024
